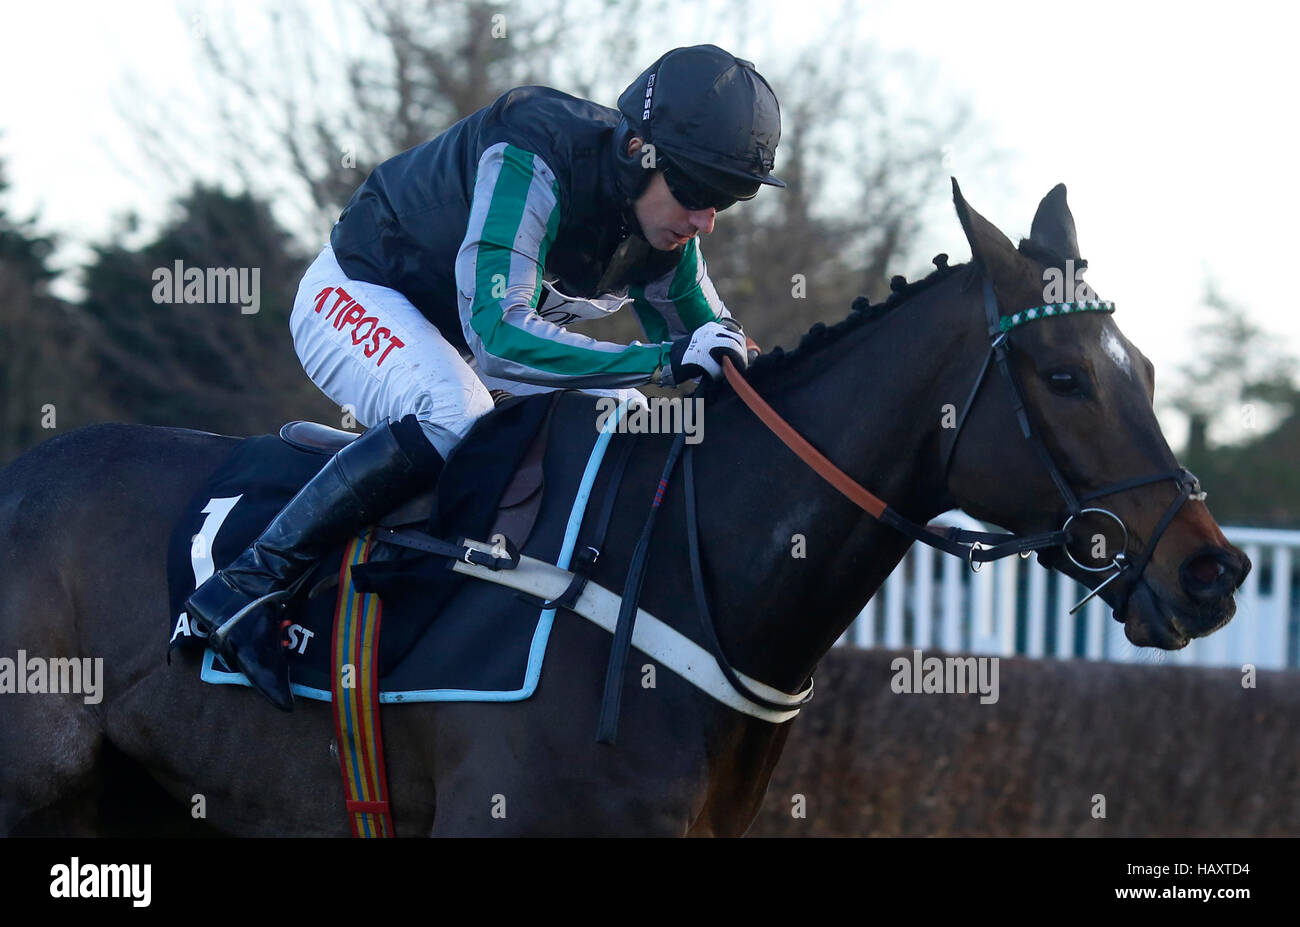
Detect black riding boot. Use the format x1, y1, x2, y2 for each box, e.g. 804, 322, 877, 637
184, 416, 444, 710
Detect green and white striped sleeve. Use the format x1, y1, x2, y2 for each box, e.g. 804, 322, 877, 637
455, 143, 671, 388
628, 237, 734, 342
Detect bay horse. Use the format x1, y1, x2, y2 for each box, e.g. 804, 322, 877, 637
0, 182, 1249, 836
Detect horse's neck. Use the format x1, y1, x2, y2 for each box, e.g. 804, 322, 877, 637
697, 277, 979, 691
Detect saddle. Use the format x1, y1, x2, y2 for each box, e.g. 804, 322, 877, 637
278, 407, 548, 543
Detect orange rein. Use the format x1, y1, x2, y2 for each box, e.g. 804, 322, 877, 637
720, 357, 888, 520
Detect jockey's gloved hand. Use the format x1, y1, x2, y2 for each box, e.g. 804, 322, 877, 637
661, 318, 748, 386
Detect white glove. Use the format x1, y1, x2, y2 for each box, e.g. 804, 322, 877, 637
661, 319, 748, 386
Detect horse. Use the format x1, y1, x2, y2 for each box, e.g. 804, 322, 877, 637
0, 181, 1250, 836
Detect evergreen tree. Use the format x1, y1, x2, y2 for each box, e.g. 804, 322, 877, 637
0, 158, 110, 464
1171, 284, 1300, 525
78, 184, 341, 437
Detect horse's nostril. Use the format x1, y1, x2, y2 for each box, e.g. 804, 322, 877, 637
1188, 556, 1224, 586
1181, 548, 1244, 599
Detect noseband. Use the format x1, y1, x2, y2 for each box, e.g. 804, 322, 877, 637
723, 275, 1206, 617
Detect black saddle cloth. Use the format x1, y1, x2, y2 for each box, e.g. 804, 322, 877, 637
165, 392, 608, 695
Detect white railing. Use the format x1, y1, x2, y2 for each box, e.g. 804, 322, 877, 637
839, 512, 1298, 670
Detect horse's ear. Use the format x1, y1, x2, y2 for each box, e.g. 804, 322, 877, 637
1024, 183, 1081, 263
951, 178, 1020, 282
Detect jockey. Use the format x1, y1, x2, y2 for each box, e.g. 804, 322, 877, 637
183, 44, 784, 710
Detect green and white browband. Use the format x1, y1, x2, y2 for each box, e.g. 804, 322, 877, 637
998, 300, 1115, 333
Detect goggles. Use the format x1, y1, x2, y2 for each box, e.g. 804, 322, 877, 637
660, 157, 745, 212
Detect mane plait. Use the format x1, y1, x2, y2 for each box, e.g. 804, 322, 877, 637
732, 255, 968, 388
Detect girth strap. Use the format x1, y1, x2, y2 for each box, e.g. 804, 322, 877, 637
596, 432, 688, 745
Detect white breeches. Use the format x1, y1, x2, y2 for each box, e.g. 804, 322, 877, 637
289, 244, 644, 457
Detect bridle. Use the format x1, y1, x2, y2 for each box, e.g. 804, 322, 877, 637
722, 274, 1206, 618
596, 273, 1208, 740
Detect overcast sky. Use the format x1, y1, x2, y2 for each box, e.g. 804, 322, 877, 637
3, 0, 1297, 447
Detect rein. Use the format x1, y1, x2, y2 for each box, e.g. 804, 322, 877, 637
720, 275, 1204, 616
594, 273, 1206, 740
719, 352, 1070, 565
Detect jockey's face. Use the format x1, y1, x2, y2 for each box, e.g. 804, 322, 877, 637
627, 138, 717, 251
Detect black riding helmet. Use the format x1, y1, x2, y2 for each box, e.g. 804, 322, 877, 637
612, 44, 785, 208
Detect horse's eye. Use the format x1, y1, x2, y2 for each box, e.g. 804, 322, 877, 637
1047, 370, 1082, 396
